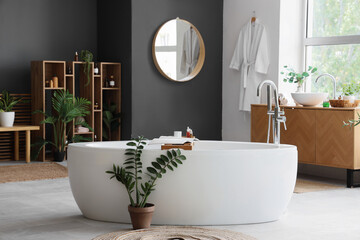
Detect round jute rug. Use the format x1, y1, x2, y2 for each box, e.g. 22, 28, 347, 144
92, 226, 256, 240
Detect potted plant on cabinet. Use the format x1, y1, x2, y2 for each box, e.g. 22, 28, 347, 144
32, 90, 92, 162
0, 90, 23, 127
342, 82, 359, 104
106, 136, 187, 229
281, 65, 318, 92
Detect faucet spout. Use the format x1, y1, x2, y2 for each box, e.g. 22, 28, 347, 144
257, 80, 279, 109
315, 73, 337, 99
257, 80, 285, 145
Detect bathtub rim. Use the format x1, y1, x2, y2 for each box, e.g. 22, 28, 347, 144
68, 140, 297, 153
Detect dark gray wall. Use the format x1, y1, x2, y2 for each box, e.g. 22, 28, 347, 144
2, 0, 223, 140
97, 0, 132, 140
0, 0, 97, 93
131, 0, 223, 140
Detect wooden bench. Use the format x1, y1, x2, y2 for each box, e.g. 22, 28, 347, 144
0, 126, 40, 163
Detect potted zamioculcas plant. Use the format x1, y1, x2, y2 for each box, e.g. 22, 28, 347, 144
0, 90, 23, 127
32, 90, 92, 162
342, 82, 360, 104
106, 136, 187, 229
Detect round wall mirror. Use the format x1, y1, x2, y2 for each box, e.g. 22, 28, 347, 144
152, 18, 205, 82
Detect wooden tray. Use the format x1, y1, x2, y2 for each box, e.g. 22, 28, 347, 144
161, 142, 193, 150
329, 99, 360, 108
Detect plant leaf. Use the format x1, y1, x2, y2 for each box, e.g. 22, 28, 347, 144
147, 167, 157, 174
161, 154, 169, 162
178, 155, 186, 160
156, 157, 165, 165
152, 162, 162, 170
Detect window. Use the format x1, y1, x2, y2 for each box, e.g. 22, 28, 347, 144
305, 0, 360, 97
154, 20, 177, 79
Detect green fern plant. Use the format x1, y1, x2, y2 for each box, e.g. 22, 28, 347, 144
0, 90, 23, 112
106, 136, 187, 208
32, 90, 92, 159
80, 50, 93, 86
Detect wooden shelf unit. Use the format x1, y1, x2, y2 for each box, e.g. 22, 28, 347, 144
31, 60, 121, 161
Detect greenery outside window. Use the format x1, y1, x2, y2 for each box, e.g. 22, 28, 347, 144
305, 0, 360, 97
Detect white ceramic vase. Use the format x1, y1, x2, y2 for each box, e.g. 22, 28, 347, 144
0, 112, 15, 127
343, 95, 356, 104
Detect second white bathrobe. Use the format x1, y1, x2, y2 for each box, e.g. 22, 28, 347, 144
230, 19, 269, 111
180, 28, 200, 75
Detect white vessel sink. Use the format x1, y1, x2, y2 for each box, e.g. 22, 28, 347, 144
291, 92, 328, 107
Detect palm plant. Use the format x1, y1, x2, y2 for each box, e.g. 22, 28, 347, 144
106, 136, 187, 208
32, 90, 92, 159
0, 90, 23, 112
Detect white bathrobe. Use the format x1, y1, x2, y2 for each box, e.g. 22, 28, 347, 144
230, 19, 269, 111
180, 28, 200, 75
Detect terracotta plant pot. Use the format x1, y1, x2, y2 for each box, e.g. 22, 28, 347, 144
128, 203, 155, 230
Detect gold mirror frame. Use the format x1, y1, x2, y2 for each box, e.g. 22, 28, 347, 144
152, 19, 205, 82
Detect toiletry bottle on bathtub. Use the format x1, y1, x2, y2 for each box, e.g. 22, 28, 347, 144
186, 127, 194, 138
186, 127, 191, 138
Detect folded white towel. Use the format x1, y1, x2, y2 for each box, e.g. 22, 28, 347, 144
149, 136, 197, 145
76, 126, 89, 133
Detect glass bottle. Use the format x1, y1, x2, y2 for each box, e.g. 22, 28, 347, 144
94, 63, 99, 75
109, 75, 115, 87
74, 52, 79, 61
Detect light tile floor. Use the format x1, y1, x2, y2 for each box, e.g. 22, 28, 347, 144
1, 163, 360, 240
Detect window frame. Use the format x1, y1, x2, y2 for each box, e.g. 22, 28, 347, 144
304, 0, 360, 91
305, 0, 360, 46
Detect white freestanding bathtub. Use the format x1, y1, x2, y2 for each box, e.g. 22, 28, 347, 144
67, 141, 297, 225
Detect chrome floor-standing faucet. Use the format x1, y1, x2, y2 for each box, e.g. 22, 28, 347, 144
257, 80, 286, 144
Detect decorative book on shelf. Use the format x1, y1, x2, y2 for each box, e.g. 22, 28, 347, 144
31, 60, 121, 161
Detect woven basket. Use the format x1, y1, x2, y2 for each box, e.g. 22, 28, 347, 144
329, 99, 360, 108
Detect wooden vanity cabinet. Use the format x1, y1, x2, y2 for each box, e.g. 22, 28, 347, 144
280, 108, 316, 164
251, 104, 360, 170
315, 110, 358, 169
251, 106, 273, 143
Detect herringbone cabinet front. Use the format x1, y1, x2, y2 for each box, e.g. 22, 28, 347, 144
251, 104, 360, 170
